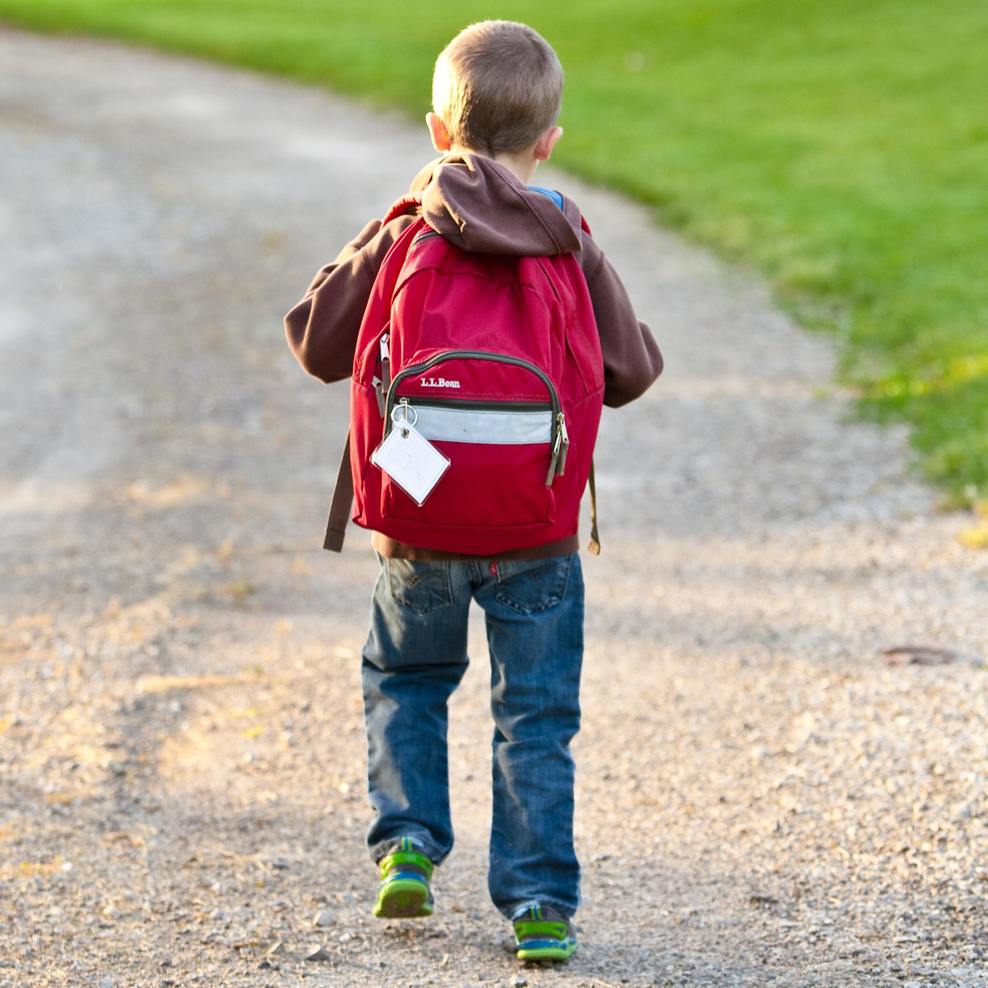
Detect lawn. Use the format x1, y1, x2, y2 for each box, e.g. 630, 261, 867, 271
2, 0, 985, 502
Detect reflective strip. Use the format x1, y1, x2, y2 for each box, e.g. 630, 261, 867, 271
412, 405, 551, 445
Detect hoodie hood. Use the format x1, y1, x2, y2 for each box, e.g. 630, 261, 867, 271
409, 154, 583, 257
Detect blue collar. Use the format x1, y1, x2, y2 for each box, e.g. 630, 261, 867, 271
528, 185, 564, 210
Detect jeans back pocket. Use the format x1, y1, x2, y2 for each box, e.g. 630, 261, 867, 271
386, 558, 454, 614
494, 555, 573, 614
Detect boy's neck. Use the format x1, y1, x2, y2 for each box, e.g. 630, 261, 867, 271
451, 145, 539, 185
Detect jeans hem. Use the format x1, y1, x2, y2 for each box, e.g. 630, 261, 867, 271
505, 897, 577, 922
370, 834, 447, 866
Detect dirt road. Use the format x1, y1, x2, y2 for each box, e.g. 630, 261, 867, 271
1, 28, 986, 988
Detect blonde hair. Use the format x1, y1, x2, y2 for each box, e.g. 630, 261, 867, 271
432, 20, 563, 156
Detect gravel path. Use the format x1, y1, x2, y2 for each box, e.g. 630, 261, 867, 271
1, 28, 986, 988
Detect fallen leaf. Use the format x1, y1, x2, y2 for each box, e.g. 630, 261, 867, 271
958, 524, 988, 549
218, 580, 258, 603
17, 857, 62, 878
102, 831, 146, 848
881, 644, 957, 666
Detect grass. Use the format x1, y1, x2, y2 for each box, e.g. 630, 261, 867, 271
2, 0, 985, 503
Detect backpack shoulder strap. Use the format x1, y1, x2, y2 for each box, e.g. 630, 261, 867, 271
382, 194, 423, 225
323, 431, 354, 552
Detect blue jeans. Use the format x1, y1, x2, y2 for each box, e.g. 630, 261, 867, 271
361, 552, 584, 919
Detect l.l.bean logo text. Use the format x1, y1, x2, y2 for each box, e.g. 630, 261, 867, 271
420, 377, 461, 389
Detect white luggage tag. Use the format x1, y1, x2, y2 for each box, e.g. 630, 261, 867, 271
371, 403, 450, 506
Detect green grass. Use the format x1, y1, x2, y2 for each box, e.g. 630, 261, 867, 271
3, 0, 986, 502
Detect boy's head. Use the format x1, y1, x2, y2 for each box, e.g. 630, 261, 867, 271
429, 20, 563, 162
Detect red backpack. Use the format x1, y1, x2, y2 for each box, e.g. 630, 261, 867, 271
325, 196, 604, 556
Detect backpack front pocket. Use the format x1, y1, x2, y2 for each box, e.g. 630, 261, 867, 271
379, 351, 565, 531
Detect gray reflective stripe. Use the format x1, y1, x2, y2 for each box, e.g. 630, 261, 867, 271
412, 405, 551, 445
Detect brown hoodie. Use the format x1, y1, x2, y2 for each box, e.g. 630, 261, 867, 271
285, 154, 663, 559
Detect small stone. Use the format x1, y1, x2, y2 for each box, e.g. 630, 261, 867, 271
510, 977, 529, 987
304, 944, 332, 962
749, 893, 779, 907
312, 909, 335, 928
265, 941, 285, 957
271, 857, 290, 871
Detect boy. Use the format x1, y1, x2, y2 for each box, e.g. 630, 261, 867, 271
285, 20, 662, 961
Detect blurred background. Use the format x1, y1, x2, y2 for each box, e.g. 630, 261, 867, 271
1, 0, 986, 506
1, 6, 987, 986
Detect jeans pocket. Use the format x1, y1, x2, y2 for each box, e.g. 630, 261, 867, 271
385, 558, 454, 614
494, 554, 573, 615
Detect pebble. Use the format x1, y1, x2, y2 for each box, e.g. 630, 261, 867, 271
312, 909, 335, 928
304, 944, 332, 962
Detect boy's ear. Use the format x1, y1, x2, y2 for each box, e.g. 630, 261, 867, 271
533, 125, 563, 162
426, 112, 452, 152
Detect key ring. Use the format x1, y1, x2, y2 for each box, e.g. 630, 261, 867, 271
391, 402, 417, 437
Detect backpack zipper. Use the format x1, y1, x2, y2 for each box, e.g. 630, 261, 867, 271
412, 230, 443, 247
386, 350, 567, 485
409, 397, 551, 412
553, 411, 570, 478
372, 333, 391, 416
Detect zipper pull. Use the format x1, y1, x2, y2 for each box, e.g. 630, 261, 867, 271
545, 412, 569, 485
379, 333, 391, 396
545, 429, 562, 486
556, 412, 570, 476
372, 376, 385, 417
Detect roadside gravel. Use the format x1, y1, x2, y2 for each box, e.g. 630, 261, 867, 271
1, 28, 986, 988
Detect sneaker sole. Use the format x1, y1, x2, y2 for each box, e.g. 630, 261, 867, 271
516, 940, 577, 962
373, 878, 433, 919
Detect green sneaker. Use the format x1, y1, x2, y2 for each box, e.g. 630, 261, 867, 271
372, 838, 434, 919
513, 904, 577, 961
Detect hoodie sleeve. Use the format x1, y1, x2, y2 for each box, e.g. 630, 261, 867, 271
580, 233, 663, 407
284, 216, 415, 383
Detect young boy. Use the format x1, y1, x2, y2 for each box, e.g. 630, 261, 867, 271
285, 20, 662, 961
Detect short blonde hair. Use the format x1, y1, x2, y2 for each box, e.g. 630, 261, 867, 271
432, 20, 563, 156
